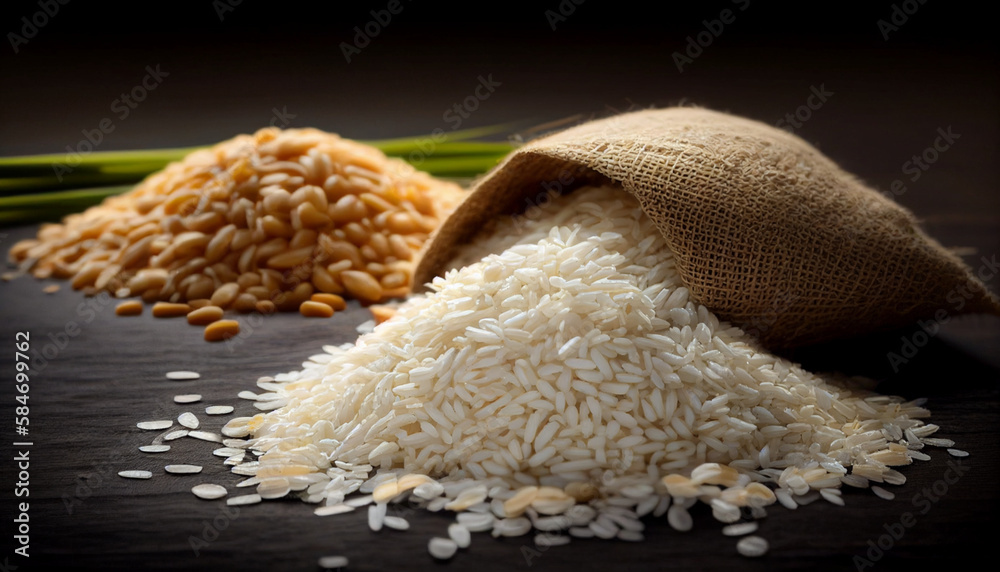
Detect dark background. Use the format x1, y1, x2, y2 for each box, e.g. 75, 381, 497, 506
1, 1, 998, 571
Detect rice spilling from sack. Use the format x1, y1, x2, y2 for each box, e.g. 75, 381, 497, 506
222, 186, 946, 552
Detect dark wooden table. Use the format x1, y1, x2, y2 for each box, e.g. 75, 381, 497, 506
1, 4, 998, 570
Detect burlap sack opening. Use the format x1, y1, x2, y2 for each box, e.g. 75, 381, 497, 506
415, 107, 1000, 348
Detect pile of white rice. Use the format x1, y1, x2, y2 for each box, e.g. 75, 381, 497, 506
219, 186, 952, 557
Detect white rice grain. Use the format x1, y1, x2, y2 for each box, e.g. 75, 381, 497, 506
315, 504, 355, 516
192, 484, 228, 500
428, 537, 458, 560
448, 523, 471, 548
737, 535, 769, 557
722, 522, 759, 536
178, 412, 200, 429
227, 494, 262, 506
166, 371, 200, 380
368, 503, 386, 531
383, 516, 410, 530
456, 512, 495, 532
139, 445, 170, 453
317, 555, 348, 569
188, 431, 223, 443
206, 405, 235, 415
667, 505, 693, 532
165, 464, 203, 474
871, 485, 896, 501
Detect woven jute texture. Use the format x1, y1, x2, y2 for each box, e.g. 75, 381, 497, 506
415, 107, 1000, 348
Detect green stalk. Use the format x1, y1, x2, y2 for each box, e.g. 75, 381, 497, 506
0, 125, 519, 225
0, 187, 130, 224
0, 208, 93, 225
0, 141, 512, 195
0, 124, 519, 181
382, 141, 514, 158
367, 123, 520, 154
410, 156, 506, 177
0, 155, 508, 224
0, 148, 200, 178
0, 172, 160, 195
0, 186, 133, 209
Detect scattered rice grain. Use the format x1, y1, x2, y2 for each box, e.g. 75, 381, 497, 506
166, 371, 200, 381
139, 445, 170, 453
192, 484, 228, 500
165, 464, 203, 474
736, 535, 769, 557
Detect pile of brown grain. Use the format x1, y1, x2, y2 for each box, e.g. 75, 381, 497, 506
8, 127, 465, 317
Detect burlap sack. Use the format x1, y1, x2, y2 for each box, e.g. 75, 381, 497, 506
415, 107, 1000, 348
